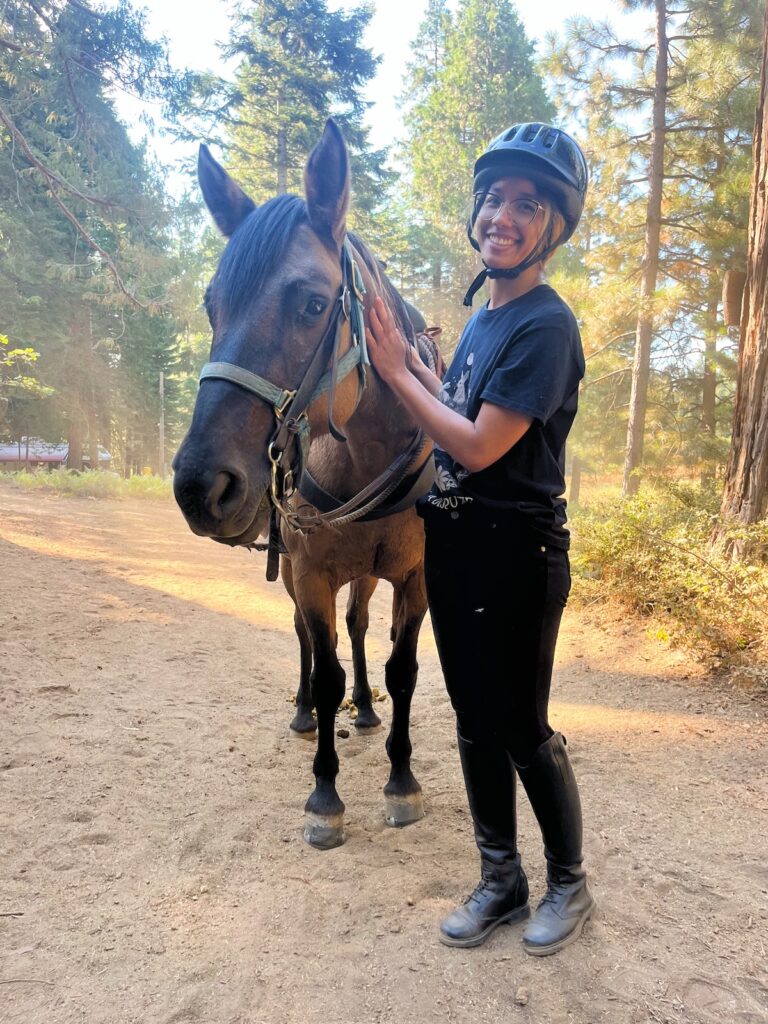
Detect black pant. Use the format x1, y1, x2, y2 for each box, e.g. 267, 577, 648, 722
423, 507, 570, 766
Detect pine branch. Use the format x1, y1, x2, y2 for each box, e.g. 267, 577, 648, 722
0, 104, 145, 308
66, 0, 100, 17
0, 102, 125, 210
26, 0, 57, 35
0, 37, 23, 52
586, 332, 635, 361
582, 366, 632, 389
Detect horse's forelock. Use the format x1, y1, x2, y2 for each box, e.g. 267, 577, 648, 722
212, 203, 414, 348
214, 194, 309, 317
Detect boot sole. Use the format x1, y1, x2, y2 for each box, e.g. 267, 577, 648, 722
439, 903, 530, 948
522, 902, 594, 957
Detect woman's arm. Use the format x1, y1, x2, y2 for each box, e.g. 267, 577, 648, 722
366, 298, 532, 474
408, 352, 443, 397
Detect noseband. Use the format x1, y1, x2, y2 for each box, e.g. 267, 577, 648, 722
198, 238, 433, 579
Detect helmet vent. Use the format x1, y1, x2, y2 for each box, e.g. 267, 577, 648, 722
543, 129, 558, 149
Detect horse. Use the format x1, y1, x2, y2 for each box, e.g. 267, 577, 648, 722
172, 120, 438, 850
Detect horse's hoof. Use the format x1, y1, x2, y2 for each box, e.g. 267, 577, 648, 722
384, 791, 424, 828
289, 711, 317, 737
289, 725, 317, 741
353, 707, 382, 731
304, 811, 345, 849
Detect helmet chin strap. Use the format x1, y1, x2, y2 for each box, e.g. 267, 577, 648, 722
464, 255, 545, 307
462, 227, 567, 307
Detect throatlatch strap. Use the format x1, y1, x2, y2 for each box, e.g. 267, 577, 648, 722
266, 506, 281, 582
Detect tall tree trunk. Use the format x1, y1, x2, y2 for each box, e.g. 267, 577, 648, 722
700, 295, 719, 484
712, 6, 768, 558
68, 421, 83, 471
622, 0, 668, 496
87, 410, 99, 471
277, 128, 287, 193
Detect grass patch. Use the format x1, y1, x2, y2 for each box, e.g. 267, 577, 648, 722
0, 469, 173, 501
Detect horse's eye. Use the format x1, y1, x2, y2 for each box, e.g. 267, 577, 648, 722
305, 297, 327, 317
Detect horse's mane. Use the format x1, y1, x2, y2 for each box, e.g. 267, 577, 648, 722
214, 195, 416, 348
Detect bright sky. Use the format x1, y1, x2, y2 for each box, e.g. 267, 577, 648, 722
119, 0, 647, 186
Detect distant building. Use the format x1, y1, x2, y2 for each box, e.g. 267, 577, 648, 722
0, 438, 111, 471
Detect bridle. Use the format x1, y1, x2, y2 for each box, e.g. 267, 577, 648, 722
198, 238, 433, 579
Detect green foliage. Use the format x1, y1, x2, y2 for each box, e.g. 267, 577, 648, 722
571, 483, 768, 675
0, 468, 172, 501
175, 0, 390, 239
0, 0, 195, 473
397, 0, 555, 342
0, 332, 54, 435
545, 0, 762, 483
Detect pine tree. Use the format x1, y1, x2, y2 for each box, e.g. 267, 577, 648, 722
712, 3, 768, 556
545, 0, 761, 485
0, 0, 190, 470
176, 0, 390, 241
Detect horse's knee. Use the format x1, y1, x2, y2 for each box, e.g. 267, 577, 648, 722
310, 656, 345, 709
346, 606, 369, 640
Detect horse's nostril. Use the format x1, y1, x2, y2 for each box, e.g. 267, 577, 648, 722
207, 469, 245, 522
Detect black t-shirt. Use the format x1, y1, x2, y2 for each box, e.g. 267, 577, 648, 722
420, 284, 585, 548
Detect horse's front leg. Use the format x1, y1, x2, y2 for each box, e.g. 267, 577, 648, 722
347, 575, 381, 731
384, 568, 427, 827
282, 557, 316, 737
298, 579, 347, 849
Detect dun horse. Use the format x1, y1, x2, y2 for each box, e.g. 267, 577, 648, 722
173, 121, 438, 849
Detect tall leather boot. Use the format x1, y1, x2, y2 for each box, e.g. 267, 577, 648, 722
439, 729, 529, 948
516, 732, 594, 956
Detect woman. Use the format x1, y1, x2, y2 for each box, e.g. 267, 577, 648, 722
366, 123, 593, 957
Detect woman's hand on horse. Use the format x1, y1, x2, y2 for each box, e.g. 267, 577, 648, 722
367, 298, 411, 384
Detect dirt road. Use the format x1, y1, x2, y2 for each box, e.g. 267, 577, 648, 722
1, 483, 766, 1024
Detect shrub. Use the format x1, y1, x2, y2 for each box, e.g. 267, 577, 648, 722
0, 469, 173, 502
570, 483, 768, 677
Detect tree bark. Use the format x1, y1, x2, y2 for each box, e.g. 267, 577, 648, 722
712, 5, 768, 558
68, 422, 83, 471
622, 0, 668, 496
276, 108, 287, 195
700, 295, 719, 484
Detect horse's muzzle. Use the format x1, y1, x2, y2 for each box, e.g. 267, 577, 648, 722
172, 448, 270, 543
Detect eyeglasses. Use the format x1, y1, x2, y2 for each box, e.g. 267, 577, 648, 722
474, 192, 544, 226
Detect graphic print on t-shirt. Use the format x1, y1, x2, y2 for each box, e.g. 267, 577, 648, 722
427, 351, 476, 509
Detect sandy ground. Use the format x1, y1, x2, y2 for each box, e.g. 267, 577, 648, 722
1, 482, 767, 1024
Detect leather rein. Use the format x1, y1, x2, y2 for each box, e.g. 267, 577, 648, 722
197, 239, 434, 580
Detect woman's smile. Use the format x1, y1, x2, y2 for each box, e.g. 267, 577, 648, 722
486, 231, 521, 248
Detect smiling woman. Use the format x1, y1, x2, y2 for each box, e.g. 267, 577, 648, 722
365, 121, 594, 958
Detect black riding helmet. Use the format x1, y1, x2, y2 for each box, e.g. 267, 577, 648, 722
463, 123, 588, 306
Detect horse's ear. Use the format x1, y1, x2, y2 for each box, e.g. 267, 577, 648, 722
198, 144, 256, 237
304, 120, 350, 250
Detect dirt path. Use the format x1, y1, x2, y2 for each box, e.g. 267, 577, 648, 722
1, 483, 766, 1024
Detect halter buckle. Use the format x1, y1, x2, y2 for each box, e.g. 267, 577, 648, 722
275, 389, 296, 420
340, 286, 352, 320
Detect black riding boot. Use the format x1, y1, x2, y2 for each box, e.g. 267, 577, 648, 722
439, 730, 529, 948
516, 732, 594, 956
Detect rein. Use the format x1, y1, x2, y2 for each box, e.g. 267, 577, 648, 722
198, 238, 433, 580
